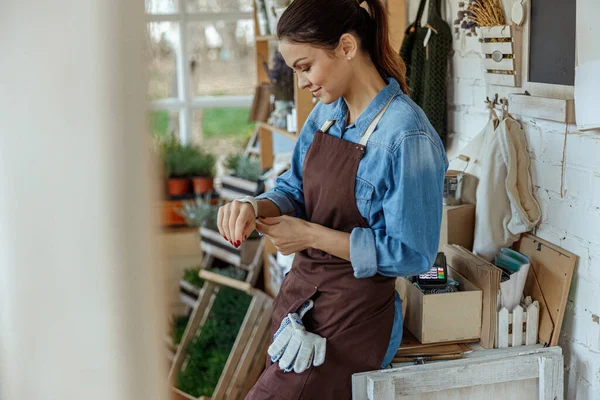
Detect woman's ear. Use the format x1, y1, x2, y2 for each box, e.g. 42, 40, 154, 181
337, 33, 359, 60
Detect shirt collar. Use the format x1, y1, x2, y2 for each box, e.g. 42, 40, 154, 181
329, 77, 401, 135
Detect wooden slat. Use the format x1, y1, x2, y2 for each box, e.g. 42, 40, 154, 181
367, 377, 395, 400
169, 281, 217, 385
509, 93, 575, 123
497, 308, 509, 348
481, 42, 514, 55
480, 25, 513, 39
256, 35, 278, 41
258, 124, 274, 171
294, 75, 315, 132
212, 294, 267, 400
199, 269, 253, 294
483, 57, 515, 71
240, 324, 271, 398
485, 73, 517, 87
220, 175, 260, 193
200, 241, 242, 266
526, 302, 539, 345
229, 299, 274, 399
512, 306, 524, 347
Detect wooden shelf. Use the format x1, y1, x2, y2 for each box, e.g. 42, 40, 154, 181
256, 35, 278, 42
257, 122, 298, 141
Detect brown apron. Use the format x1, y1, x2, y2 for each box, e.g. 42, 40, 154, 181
246, 99, 396, 400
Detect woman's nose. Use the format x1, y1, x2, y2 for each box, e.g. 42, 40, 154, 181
297, 74, 311, 90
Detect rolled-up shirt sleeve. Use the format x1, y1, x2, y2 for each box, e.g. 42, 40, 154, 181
256, 119, 317, 220
350, 133, 447, 278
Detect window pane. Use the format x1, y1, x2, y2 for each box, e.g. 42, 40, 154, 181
192, 108, 255, 151
187, 20, 256, 97
145, 0, 178, 14
186, 0, 253, 13
146, 22, 180, 100
149, 110, 180, 140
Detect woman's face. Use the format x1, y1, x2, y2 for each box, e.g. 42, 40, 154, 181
279, 40, 351, 104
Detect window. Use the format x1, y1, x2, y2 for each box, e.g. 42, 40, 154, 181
146, 0, 256, 144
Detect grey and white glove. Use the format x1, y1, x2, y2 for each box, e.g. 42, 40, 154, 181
268, 300, 326, 373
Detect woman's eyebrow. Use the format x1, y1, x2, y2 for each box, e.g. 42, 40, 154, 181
292, 57, 308, 68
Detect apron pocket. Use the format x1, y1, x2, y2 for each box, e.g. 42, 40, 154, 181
271, 271, 318, 328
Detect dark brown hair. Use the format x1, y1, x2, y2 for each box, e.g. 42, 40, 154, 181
277, 0, 409, 94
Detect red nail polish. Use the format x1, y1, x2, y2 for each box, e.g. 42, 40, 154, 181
236, 240, 241, 247
224, 236, 228, 241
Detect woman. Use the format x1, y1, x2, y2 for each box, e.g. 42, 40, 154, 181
217, 0, 447, 397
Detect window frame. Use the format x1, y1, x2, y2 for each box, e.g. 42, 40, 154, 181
146, 1, 254, 143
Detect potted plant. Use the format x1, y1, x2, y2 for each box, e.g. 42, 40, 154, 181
189, 148, 216, 195
220, 153, 265, 201
161, 137, 194, 196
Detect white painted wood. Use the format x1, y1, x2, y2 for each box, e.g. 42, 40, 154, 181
508, 93, 575, 123
482, 42, 514, 55
538, 357, 554, 400
512, 1, 525, 25
497, 308, 510, 348
485, 73, 517, 87
396, 380, 538, 399
512, 306, 524, 347
367, 377, 395, 400
480, 25, 513, 39
176, 0, 192, 144
353, 347, 563, 400
0, 2, 168, 399
483, 58, 515, 71
146, 11, 253, 22
526, 302, 539, 345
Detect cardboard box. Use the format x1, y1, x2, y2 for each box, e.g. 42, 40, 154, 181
439, 204, 475, 251
399, 267, 482, 344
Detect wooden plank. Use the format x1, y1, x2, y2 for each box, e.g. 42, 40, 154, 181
212, 294, 266, 400
483, 57, 515, 71
497, 308, 509, 348
294, 75, 315, 132
387, 0, 406, 53
229, 299, 274, 399
220, 175, 260, 193
481, 41, 514, 55
485, 73, 517, 87
512, 306, 524, 347
169, 281, 217, 385
514, 233, 577, 347
367, 376, 395, 400
256, 35, 278, 41
538, 356, 556, 400
509, 93, 575, 123
199, 269, 253, 294
200, 241, 241, 266
258, 124, 274, 171
526, 302, 539, 345
391, 352, 561, 396
255, 39, 270, 85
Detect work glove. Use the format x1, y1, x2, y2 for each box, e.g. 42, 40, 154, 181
268, 300, 326, 373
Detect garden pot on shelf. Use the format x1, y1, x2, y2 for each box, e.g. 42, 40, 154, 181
167, 178, 191, 197
192, 176, 214, 195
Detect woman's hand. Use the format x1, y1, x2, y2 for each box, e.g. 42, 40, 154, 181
255, 216, 314, 255
217, 200, 256, 248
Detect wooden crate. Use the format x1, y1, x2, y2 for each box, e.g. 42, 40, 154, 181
169, 270, 273, 400
199, 226, 264, 287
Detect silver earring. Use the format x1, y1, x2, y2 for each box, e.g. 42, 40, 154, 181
347, 56, 352, 60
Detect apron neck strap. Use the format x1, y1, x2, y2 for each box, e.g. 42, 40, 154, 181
359, 97, 393, 146
319, 119, 335, 133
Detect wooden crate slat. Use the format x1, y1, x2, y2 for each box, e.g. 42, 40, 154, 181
169, 281, 217, 384
211, 293, 267, 400
201, 241, 242, 266
483, 58, 515, 71
233, 300, 274, 399
481, 42, 514, 55
199, 269, 254, 294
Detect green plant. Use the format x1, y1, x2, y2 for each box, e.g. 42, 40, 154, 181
173, 315, 190, 345
189, 149, 216, 178
208, 266, 248, 282
178, 193, 223, 229
161, 137, 197, 178
176, 287, 252, 397
182, 267, 205, 288
225, 153, 262, 181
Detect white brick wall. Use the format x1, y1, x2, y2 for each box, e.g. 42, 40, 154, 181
405, 1, 600, 397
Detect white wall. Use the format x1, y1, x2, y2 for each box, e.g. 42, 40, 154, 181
0, 1, 168, 399
404, 0, 600, 398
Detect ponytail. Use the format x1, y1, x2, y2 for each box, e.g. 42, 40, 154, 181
362, 0, 409, 94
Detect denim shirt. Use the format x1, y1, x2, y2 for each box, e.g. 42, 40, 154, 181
257, 78, 449, 367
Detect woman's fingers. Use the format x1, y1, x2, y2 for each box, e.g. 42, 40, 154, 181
228, 203, 240, 247
235, 204, 254, 243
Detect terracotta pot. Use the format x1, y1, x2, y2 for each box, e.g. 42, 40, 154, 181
167, 178, 191, 196
192, 176, 214, 195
